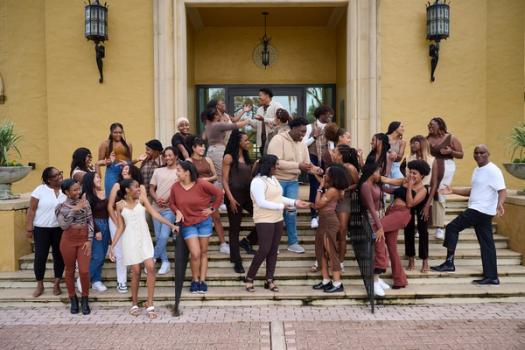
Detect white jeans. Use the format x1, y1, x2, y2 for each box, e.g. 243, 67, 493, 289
109, 219, 128, 285
433, 159, 456, 227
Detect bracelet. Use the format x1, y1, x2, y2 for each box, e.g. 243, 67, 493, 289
317, 189, 324, 193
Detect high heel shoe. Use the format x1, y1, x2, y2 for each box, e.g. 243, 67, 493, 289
264, 280, 279, 292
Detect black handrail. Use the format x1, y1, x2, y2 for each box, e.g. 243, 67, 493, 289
348, 191, 375, 313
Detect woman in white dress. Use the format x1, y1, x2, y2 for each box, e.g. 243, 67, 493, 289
109, 178, 178, 319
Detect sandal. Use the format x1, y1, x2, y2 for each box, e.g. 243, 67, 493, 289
264, 280, 279, 292
245, 283, 255, 292
310, 261, 319, 273
146, 306, 158, 319
129, 305, 141, 317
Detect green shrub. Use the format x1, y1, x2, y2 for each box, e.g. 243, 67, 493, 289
0, 120, 22, 167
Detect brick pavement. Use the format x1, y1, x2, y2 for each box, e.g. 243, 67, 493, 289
0, 303, 524, 349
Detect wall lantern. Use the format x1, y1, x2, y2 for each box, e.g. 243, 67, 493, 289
426, 0, 450, 82
84, 0, 108, 83
252, 12, 277, 69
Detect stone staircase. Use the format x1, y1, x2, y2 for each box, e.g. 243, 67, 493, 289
1, 195, 525, 307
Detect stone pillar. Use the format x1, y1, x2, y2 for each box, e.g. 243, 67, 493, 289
347, 0, 380, 152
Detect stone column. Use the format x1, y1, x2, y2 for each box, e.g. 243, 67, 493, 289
347, 0, 380, 152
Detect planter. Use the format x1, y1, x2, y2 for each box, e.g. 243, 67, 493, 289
0, 166, 32, 199
503, 163, 525, 196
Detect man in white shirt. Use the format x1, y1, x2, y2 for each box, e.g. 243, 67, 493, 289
254, 88, 283, 155
303, 105, 333, 228
431, 145, 506, 285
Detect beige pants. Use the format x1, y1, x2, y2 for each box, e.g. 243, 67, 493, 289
433, 159, 456, 228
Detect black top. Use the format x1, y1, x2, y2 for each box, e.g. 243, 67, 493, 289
171, 133, 192, 160
392, 186, 416, 202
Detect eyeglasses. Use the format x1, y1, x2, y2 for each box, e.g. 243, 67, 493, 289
51, 171, 64, 178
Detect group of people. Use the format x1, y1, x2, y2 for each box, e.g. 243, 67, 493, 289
26, 88, 507, 318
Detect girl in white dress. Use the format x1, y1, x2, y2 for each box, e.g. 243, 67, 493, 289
109, 179, 178, 319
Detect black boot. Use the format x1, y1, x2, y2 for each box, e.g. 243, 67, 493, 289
80, 296, 91, 315
69, 295, 79, 314
233, 262, 245, 274
431, 251, 455, 272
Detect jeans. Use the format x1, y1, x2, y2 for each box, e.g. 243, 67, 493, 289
104, 163, 122, 197
153, 209, 176, 262
279, 180, 299, 246
444, 208, 498, 279
89, 218, 111, 283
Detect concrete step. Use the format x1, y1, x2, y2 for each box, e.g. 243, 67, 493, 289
3, 265, 525, 289
1, 281, 524, 307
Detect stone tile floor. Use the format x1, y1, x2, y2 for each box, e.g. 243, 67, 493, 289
1, 303, 524, 349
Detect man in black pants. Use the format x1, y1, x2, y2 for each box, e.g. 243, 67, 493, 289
431, 145, 506, 285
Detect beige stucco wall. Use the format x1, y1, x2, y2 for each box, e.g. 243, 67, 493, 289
380, 0, 525, 187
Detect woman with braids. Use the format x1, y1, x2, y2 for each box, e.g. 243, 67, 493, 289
404, 135, 435, 272
222, 129, 258, 273
245, 155, 310, 292
26, 167, 66, 298
311, 164, 349, 293
109, 178, 178, 319
386, 121, 407, 180
70, 148, 104, 183
56, 179, 94, 315
424, 117, 463, 240
98, 123, 142, 196
189, 136, 230, 255
365, 133, 392, 177
169, 161, 224, 294
82, 171, 111, 292
379, 160, 431, 289
106, 164, 145, 293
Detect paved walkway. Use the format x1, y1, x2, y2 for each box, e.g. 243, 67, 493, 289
1, 303, 524, 349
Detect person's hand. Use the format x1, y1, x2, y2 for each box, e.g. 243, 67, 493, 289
299, 162, 312, 172
138, 154, 148, 162
108, 246, 115, 262
422, 203, 432, 222
170, 223, 180, 234
439, 185, 453, 195
95, 232, 102, 241
109, 152, 116, 164
375, 227, 385, 242
202, 207, 214, 216
440, 146, 453, 156
318, 176, 326, 190
407, 177, 415, 189
73, 194, 88, 212
228, 196, 240, 214
310, 166, 323, 176
254, 115, 264, 121
26, 228, 33, 239
388, 151, 398, 161
243, 104, 252, 113
312, 128, 322, 139
496, 204, 505, 217
118, 160, 128, 167
295, 200, 311, 209
175, 210, 184, 223
357, 148, 364, 158
82, 241, 92, 256
156, 197, 166, 207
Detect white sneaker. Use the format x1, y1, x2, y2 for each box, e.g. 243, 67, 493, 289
340, 262, 345, 272
92, 281, 107, 292
116, 283, 128, 293
310, 217, 319, 229
219, 242, 230, 254
378, 278, 391, 290
144, 267, 148, 275
415, 229, 419, 238
76, 277, 82, 293
287, 243, 305, 254
374, 281, 385, 296
219, 204, 227, 212
158, 261, 170, 275
435, 228, 445, 240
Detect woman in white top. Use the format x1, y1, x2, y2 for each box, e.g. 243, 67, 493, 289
109, 178, 178, 319
26, 167, 67, 297
245, 155, 310, 292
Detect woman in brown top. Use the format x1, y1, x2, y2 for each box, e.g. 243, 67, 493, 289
423, 117, 463, 239
189, 136, 229, 254
56, 179, 94, 315
222, 130, 258, 273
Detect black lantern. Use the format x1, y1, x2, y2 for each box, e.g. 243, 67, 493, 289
261, 12, 271, 69
85, 0, 108, 83
426, 0, 450, 82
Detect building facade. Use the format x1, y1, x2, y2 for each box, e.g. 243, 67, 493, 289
0, 0, 524, 191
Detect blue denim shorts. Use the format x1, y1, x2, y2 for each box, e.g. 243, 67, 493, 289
180, 217, 213, 240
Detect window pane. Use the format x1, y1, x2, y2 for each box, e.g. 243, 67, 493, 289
306, 87, 334, 123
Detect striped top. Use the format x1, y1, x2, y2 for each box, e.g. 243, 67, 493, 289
55, 198, 95, 241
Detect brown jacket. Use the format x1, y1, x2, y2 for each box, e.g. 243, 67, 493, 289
266, 131, 310, 181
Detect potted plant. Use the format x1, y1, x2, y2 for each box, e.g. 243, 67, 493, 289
0, 120, 32, 199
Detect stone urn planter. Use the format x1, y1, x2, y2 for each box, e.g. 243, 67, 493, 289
0, 166, 32, 199
503, 163, 525, 196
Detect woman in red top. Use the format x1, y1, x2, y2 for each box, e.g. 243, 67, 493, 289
169, 161, 223, 294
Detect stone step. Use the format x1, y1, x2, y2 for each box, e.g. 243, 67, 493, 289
1, 281, 524, 306
3, 265, 525, 288
18, 249, 522, 271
